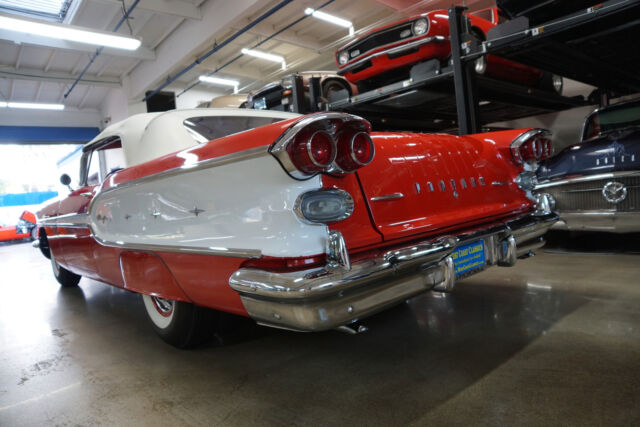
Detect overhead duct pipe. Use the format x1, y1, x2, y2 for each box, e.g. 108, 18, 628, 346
177, 0, 336, 98
142, 0, 294, 102
64, 0, 140, 99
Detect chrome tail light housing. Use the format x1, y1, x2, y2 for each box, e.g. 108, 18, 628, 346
270, 112, 374, 180
510, 129, 553, 166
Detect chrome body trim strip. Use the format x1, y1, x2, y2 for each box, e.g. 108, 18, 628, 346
39, 214, 262, 258
551, 210, 640, 233
91, 235, 263, 258
338, 36, 446, 75
38, 213, 91, 228
536, 171, 640, 189
229, 212, 557, 331
93, 146, 270, 201
370, 192, 404, 202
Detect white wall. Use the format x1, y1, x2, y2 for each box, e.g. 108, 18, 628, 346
0, 108, 101, 128
100, 82, 227, 127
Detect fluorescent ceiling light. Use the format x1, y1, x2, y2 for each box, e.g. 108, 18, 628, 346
0, 13, 141, 50
0, 102, 65, 110
241, 48, 286, 70
199, 76, 239, 93
305, 8, 354, 35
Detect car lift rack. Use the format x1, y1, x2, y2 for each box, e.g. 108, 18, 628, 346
284, 0, 640, 134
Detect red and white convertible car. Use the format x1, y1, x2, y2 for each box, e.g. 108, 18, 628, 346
37, 109, 557, 347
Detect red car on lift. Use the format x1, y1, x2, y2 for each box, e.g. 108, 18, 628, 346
0, 211, 37, 242
335, 7, 562, 93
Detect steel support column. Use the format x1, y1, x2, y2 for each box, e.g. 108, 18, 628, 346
448, 6, 479, 135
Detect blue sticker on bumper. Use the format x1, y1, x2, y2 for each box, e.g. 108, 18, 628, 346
451, 240, 486, 276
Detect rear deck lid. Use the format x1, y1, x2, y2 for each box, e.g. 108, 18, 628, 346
357, 132, 532, 240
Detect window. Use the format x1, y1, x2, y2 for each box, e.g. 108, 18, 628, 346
583, 102, 640, 140
86, 151, 100, 186
0, 0, 75, 22
80, 137, 125, 186
470, 9, 493, 23
183, 116, 286, 144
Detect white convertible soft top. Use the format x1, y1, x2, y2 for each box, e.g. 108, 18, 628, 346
88, 108, 300, 167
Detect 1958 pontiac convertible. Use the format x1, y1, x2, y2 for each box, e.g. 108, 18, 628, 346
37, 108, 557, 347
536, 98, 640, 232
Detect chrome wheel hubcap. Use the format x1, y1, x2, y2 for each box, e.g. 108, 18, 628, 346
152, 296, 174, 316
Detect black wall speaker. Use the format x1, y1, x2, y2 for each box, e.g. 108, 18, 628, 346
145, 91, 176, 112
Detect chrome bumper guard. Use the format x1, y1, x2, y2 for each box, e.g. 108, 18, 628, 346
229, 212, 558, 332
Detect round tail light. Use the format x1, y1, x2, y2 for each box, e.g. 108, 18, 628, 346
290, 130, 336, 174
510, 129, 552, 166
308, 131, 335, 167
540, 137, 553, 159
336, 131, 374, 172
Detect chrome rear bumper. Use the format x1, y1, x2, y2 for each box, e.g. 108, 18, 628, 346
229, 212, 557, 332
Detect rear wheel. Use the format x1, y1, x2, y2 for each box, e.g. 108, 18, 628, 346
142, 294, 219, 348
30, 227, 37, 241
51, 250, 81, 288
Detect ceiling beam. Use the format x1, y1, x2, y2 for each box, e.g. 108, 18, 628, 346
15, 45, 24, 69
79, 86, 93, 109
44, 51, 57, 72
34, 81, 43, 101
90, 0, 202, 20
0, 30, 155, 60
194, 62, 267, 83
127, 0, 262, 99
0, 66, 121, 88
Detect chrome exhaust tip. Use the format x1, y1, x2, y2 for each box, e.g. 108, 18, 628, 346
335, 324, 368, 335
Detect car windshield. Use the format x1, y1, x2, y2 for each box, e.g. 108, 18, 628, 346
183, 115, 286, 143
583, 102, 640, 140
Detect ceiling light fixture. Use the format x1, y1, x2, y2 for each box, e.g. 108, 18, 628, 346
0, 13, 141, 50
198, 76, 240, 93
0, 101, 65, 110
304, 8, 354, 35
241, 48, 286, 70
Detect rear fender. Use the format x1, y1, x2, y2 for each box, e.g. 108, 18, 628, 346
119, 251, 191, 302
467, 129, 534, 173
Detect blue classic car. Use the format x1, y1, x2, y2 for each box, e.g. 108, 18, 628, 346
536, 98, 640, 233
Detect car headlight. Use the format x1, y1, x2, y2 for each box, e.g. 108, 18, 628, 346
338, 51, 349, 65
412, 18, 428, 36
552, 74, 563, 94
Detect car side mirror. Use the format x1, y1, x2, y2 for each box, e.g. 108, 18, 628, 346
60, 174, 73, 192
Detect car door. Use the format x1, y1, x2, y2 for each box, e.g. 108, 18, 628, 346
56, 137, 124, 279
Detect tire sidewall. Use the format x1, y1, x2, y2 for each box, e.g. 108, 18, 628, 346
142, 294, 175, 330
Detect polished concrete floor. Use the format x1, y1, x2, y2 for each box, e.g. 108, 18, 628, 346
0, 238, 639, 426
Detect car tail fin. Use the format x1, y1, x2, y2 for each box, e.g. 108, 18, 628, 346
269, 112, 374, 180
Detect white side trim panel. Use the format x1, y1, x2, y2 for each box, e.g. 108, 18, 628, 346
90, 154, 327, 257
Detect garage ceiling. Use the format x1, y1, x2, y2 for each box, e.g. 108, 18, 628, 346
0, 0, 493, 115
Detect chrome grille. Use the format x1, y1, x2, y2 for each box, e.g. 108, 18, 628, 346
544, 176, 640, 212
346, 22, 413, 60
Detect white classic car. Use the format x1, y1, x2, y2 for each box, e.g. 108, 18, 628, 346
37, 108, 557, 347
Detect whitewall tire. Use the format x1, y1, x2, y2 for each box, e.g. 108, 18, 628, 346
51, 250, 81, 288
141, 294, 219, 348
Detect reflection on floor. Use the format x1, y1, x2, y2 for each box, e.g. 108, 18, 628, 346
0, 240, 639, 425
